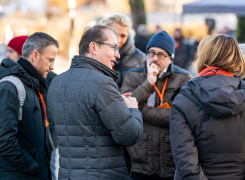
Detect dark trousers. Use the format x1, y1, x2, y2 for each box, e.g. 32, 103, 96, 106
132, 172, 174, 180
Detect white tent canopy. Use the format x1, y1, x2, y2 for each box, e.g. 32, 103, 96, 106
183, 0, 245, 16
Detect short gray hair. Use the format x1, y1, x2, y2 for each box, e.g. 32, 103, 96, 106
239, 43, 245, 58
22, 32, 59, 59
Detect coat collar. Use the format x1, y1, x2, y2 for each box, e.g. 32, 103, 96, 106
0, 58, 33, 86
70, 55, 119, 81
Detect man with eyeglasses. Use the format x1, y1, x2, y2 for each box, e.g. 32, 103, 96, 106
0, 32, 59, 180
47, 25, 143, 180
121, 31, 192, 180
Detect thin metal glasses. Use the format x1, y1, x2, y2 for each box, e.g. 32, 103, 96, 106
37, 51, 55, 66
95, 42, 119, 54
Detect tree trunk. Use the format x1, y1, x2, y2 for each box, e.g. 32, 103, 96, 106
237, 16, 245, 42
129, 0, 146, 35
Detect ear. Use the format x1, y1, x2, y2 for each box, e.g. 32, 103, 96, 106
32, 51, 39, 62
89, 42, 97, 55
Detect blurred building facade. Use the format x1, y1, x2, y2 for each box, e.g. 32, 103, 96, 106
0, 0, 238, 74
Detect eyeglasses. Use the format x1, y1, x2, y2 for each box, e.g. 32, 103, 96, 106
95, 42, 119, 54
37, 51, 55, 66
147, 51, 169, 60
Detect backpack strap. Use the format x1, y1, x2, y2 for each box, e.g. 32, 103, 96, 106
0, 75, 26, 120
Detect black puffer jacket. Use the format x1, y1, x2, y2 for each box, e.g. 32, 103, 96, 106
114, 36, 146, 88
170, 75, 245, 180
0, 58, 50, 180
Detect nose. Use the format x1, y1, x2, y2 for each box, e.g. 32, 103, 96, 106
115, 50, 120, 59
50, 63, 54, 70
6, 52, 10, 58
153, 54, 158, 61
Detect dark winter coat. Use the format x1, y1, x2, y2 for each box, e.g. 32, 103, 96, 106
170, 75, 245, 180
120, 62, 192, 178
0, 58, 50, 180
47, 55, 143, 180
114, 36, 146, 88
44, 71, 58, 148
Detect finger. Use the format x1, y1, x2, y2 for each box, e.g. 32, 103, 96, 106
129, 97, 137, 102
121, 92, 131, 98
150, 63, 157, 68
147, 60, 150, 68
122, 95, 129, 102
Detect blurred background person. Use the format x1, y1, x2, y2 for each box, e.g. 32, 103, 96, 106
222, 26, 235, 38
173, 28, 189, 70
134, 24, 150, 53
239, 43, 245, 58
170, 34, 245, 180
5, 36, 28, 61
99, 13, 145, 88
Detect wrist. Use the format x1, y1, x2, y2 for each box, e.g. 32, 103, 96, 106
147, 79, 155, 86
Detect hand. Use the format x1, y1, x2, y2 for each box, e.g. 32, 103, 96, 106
122, 96, 138, 109
121, 92, 132, 98
147, 61, 159, 86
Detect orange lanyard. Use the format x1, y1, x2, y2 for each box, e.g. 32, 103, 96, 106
39, 92, 50, 127
153, 77, 168, 105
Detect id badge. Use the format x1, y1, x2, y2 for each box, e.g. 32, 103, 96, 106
157, 102, 170, 109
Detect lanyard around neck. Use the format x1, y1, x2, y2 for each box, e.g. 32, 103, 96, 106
39, 92, 50, 127
153, 77, 168, 105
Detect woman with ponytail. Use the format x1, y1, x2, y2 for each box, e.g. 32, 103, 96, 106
170, 34, 245, 180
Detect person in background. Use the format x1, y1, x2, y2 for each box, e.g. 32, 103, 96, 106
47, 25, 143, 180
121, 30, 192, 180
222, 27, 235, 38
99, 13, 145, 88
134, 24, 150, 53
173, 28, 189, 70
239, 43, 245, 58
0, 32, 59, 180
5, 36, 28, 61
170, 34, 245, 180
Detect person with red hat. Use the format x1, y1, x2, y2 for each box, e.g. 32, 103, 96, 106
6, 36, 28, 61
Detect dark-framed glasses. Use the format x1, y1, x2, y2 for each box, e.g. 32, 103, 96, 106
95, 42, 119, 54
146, 51, 169, 60
37, 51, 55, 66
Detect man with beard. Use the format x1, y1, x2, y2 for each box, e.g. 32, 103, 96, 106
121, 31, 192, 180
100, 13, 146, 88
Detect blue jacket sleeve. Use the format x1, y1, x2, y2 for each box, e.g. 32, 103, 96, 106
95, 78, 143, 147
0, 83, 39, 174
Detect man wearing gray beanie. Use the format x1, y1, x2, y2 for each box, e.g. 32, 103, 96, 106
121, 30, 192, 180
